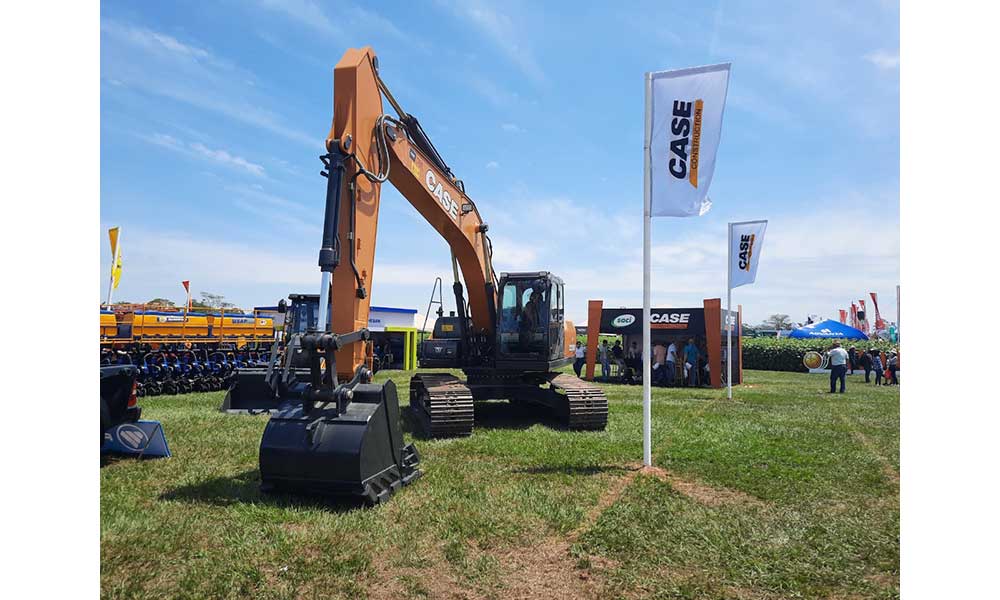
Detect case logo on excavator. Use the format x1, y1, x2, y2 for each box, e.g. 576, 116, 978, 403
425, 170, 460, 220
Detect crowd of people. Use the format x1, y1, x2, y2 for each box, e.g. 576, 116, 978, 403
826, 342, 899, 393
576, 337, 713, 387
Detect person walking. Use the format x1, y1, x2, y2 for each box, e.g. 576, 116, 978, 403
652, 341, 667, 386
872, 349, 883, 386
827, 342, 849, 393
847, 346, 857, 375
683, 338, 701, 387
665, 339, 678, 387
573, 341, 586, 378
598, 340, 611, 380
612, 340, 625, 381
887, 351, 899, 385
860, 348, 874, 383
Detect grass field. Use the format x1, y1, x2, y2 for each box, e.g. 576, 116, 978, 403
101, 369, 899, 600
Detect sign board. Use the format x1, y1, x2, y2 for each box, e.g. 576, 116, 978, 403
599, 308, 706, 335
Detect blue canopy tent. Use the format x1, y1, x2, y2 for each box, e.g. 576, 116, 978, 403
788, 319, 868, 340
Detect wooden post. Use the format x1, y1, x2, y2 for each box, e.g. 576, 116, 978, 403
703, 298, 723, 389
584, 300, 603, 380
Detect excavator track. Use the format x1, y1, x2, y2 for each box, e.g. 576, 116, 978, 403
547, 373, 609, 431
409, 373, 475, 438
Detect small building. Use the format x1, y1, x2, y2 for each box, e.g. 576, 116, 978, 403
367, 306, 418, 331
583, 298, 743, 389
368, 306, 419, 371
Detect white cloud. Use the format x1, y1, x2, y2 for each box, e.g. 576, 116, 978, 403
485, 160, 500, 169
100, 224, 452, 308
255, 0, 341, 37
471, 187, 898, 325
489, 235, 537, 270
140, 133, 266, 177
439, 0, 545, 83
865, 50, 900, 70
501, 123, 524, 133
466, 73, 520, 108
101, 19, 316, 147
190, 143, 265, 177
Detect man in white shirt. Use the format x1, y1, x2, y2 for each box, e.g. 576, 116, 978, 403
573, 341, 586, 378
598, 340, 610, 380
666, 340, 678, 387
827, 341, 849, 393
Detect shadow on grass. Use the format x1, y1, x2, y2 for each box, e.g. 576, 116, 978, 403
100, 454, 165, 468
512, 464, 635, 476
159, 469, 366, 512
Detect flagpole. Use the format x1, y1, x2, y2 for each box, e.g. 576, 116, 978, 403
726, 222, 733, 400
896, 284, 900, 342
642, 72, 653, 468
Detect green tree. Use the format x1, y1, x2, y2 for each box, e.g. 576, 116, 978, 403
762, 314, 792, 330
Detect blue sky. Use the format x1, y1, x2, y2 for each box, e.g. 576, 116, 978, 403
100, 0, 899, 326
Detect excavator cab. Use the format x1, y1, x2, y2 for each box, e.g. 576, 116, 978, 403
285, 294, 320, 337
496, 272, 570, 371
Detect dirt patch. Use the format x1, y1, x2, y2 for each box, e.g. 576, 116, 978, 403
495, 537, 605, 600
836, 414, 900, 488
865, 571, 899, 589
574, 466, 642, 537
366, 463, 762, 599
635, 463, 765, 508
368, 544, 486, 600
852, 429, 899, 487
721, 584, 773, 599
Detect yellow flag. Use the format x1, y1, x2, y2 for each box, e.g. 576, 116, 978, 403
109, 227, 123, 290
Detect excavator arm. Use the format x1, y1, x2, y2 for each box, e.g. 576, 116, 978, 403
320, 47, 496, 379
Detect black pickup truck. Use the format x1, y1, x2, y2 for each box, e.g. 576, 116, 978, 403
100, 365, 141, 444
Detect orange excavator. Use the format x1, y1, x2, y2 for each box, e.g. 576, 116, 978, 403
258, 47, 607, 503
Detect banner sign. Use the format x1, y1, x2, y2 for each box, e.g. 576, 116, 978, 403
839, 309, 847, 324
102, 420, 171, 458
729, 220, 767, 288
600, 308, 706, 336
108, 227, 123, 290
870, 292, 885, 330
648, 64, 731, 217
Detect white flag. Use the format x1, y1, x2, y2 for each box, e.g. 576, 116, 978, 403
647, 64, 731, 217
729, 220, 767, 288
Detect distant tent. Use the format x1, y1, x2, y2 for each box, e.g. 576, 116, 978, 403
787, 319, 868, 340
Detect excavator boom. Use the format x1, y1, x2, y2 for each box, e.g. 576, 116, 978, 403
322, 47, 495, 380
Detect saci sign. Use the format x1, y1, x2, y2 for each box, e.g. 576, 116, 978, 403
611, 314, 636, 328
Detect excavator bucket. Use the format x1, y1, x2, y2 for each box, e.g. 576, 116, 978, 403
220, 368, 279, 413
259, 379, 421, 505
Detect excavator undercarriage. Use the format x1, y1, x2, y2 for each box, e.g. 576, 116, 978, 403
410, 371, 608, 437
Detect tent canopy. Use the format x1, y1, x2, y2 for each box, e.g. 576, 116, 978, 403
788, 319, 869, 340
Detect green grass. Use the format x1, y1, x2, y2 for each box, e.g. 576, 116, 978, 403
101, 370, 899, 599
